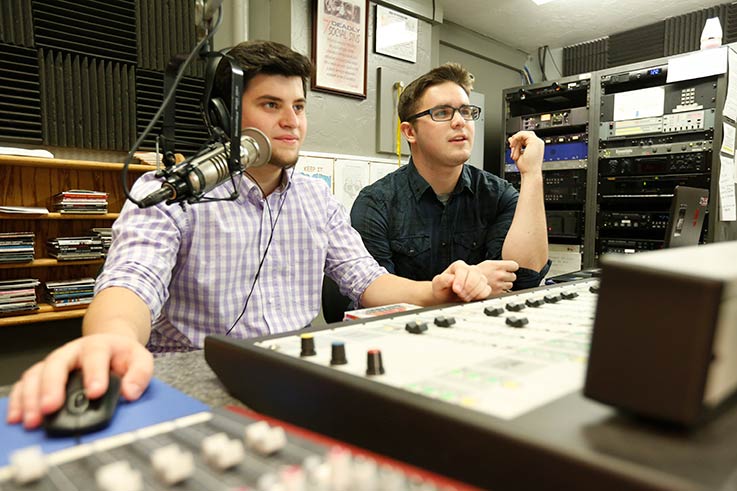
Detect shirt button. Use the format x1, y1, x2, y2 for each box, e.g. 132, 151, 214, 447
441, 242, 447, 247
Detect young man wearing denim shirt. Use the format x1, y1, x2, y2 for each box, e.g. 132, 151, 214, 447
352, 63, 550, 295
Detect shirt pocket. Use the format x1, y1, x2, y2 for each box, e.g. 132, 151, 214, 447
452, 230, 487, 265
390, 235, 432, 280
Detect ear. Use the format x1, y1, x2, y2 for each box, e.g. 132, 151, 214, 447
400, 121, 416, 144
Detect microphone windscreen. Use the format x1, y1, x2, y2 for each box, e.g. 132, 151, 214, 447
241, 127, 272, 169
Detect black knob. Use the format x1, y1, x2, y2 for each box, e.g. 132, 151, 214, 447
484, 306, 505, 317
330, 341, 348, 366
506, 316, 529, 328
589, 285, 600, 294
405, 321, 428, 334
525, 298, 544, 308
366, 350, 385, 375
300, 334, 316, 357
506, 302, 526, 312
561, 291, 579, 300
543, 294, 561, 303
434, 316, 456, 328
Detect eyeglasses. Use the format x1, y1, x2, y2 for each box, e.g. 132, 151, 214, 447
405, 104, 481, 122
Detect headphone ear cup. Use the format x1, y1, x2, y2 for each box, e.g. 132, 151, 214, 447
208, 97, 231, 135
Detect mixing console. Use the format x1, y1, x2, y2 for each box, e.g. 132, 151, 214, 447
254, 280, 598, 420
0, 408, 475, 491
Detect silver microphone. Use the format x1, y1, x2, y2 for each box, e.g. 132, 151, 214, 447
140, 127, 271, 207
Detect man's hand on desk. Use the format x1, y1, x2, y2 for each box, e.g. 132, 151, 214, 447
6, 333, 153, 430
477, 260, 520, 296
432, 260, 492, 303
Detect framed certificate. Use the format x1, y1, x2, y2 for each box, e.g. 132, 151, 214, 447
312, 0, 369, 98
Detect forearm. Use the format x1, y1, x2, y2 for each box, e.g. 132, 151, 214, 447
82, 287, 153, 345
360, 274, 436, 307
502, 172, 548, 271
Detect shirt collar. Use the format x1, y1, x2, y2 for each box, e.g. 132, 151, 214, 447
407, 158, 474, 202
242, 168, 293, 199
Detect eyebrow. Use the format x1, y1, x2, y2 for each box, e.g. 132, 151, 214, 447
255, 95, 307, 104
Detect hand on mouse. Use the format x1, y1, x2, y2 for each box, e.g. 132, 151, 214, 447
6, 333, 153, 430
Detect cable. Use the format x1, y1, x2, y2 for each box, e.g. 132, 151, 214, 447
545, 46, 563, 78
120, 8, 223, 207
225, 168, 294, 336
538, 46, 547, 82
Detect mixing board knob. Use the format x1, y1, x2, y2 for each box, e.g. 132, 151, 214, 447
366, 349, 386, 375
353, 454, 379, 491
506, 316, 529, 328
300, 334, 316, 357
245, 421, 288, 455
589, 284, 600, 294
434, 315, 456, 327
150, 443, 194, 485
95, 460, 143, 491
280, 464, 306, 491
543, 294, 561, 303
201, 432, 244, 470
327, 446, 353, 491
303, 455, 331, 488
506, 302, 526, 312
525, 298, 544, 308
330, 341, 348, 365
405, 321, 429, 334
9, 446, 48, 484
484, 306, 505, 316
561, 291, 579, 300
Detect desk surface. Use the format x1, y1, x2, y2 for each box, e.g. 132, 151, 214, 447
0, 350, 244, 408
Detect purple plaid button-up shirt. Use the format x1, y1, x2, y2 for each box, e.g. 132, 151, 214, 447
96, 169, 386, 353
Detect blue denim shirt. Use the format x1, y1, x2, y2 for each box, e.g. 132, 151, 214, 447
351, 160, 550, 290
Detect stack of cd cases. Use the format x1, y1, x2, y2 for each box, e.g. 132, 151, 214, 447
0, 279, 40, 315
44, 278, 95, 308
47, 236, 104, 260
0, 232, 34, 263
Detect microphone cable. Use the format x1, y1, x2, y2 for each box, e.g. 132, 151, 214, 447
225, 167, 294, 336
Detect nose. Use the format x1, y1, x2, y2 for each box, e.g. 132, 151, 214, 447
280, 107, 299, 128
450, 109, 466, 128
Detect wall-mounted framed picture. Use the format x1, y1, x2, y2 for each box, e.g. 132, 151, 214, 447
375, 5, 418, 63
311, 0, 369, 98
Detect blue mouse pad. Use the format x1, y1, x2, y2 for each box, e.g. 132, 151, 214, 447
0, 378, 209, 467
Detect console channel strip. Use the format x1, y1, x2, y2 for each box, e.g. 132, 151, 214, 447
0, 408, 475, 491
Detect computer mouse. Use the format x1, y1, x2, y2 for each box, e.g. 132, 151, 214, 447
43, 369, 121, 437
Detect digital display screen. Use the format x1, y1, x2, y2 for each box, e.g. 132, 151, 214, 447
648, 68, 662, 76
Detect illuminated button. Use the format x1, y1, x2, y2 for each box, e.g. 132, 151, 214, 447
506, 316, 529, 328
434, 316, 456, 327
330, 341, 348, 366
366, 349, 385, 375
405, 321, 428, 334
483, 306, 505, 316
300, 334, 316, 357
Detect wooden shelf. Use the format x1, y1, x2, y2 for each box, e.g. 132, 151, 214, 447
0, 213, 120, 220
0, 304, 87, 327
0, 155, 154, 172
0, 258, 105, 269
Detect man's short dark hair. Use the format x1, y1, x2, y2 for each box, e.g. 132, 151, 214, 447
398, 63, 474, 122
214, 40, 312, 99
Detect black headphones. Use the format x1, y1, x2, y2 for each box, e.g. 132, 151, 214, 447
202, 49, 233, 136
